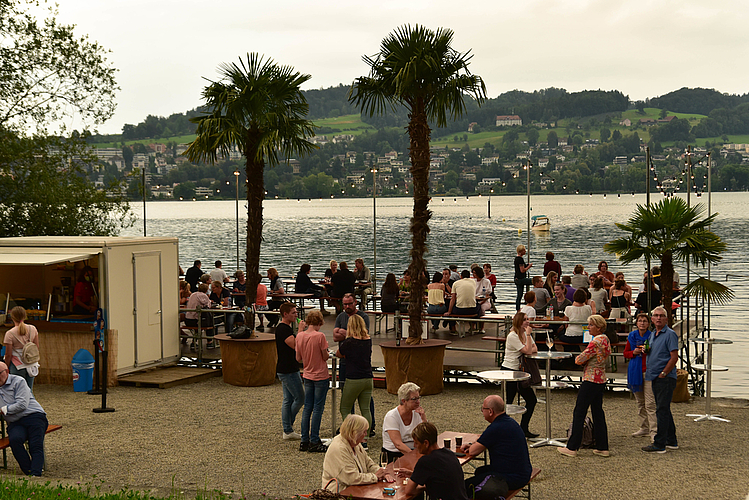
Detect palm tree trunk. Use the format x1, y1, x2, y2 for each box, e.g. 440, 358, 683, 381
244, 133, 264, 334
660, 251, 674, 326
405, 99, 431, 345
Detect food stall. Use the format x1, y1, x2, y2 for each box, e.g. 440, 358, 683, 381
0, 236, 180, 384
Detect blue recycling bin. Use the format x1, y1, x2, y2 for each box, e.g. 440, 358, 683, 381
71, 348, 95, 392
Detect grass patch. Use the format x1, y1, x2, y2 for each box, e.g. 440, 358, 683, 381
0, 476, 282, 500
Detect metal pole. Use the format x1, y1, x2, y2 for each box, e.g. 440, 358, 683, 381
235, 170, 240, 271
142, 168, 147, 237
526, 160, 531, 265
707, 153, 712, 339
645, 148, 651, 314
372, 167, 377, 295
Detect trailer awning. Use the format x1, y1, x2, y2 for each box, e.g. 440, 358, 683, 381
0, 251, 100, 266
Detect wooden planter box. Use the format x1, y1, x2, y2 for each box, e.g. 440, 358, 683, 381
379, 339, 450, 396
215, 333, 277, 387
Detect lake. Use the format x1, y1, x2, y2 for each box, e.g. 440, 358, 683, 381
121, 192, 749, 399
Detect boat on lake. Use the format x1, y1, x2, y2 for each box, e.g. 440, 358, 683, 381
531, 215, 550, 232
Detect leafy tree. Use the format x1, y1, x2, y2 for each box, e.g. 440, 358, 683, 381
350, 24, 486, 344
604, 197, 732, 325
547, 130, 558, 148
0, 128, 132, 236
186, 53, 316, 332
600, 127, 611, 142
0, 0, 118, 132
526, 127, 539, 146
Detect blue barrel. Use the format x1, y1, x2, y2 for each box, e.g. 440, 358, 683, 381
71, 348, 95, 392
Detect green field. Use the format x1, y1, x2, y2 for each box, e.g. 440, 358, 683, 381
314, 113, 377, 137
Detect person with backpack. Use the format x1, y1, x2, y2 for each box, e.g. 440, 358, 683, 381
3, 306, 40, 392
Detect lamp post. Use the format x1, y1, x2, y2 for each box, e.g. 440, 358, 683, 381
371, 166, 378, 292
234, 169, 240, 272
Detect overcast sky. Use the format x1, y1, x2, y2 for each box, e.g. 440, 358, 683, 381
55, 0, 749, 135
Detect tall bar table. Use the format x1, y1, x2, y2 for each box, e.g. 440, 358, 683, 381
525, 351, 572, 447
687, 338, 732, 423
476, 370, 530, 415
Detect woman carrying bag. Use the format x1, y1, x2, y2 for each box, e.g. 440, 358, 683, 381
3, 306, 40, 392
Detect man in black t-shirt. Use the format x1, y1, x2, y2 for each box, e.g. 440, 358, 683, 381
331, 262, 356, 313
275, 302, 304, 442
185, 260, 202, 293
404, 422, 468, 500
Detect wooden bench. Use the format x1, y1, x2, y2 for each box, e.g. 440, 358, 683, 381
482, 335, 507, 366
506, 467, 541, 500
0, 423, 63, 469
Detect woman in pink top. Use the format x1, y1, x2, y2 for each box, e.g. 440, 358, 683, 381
3, 306, 40, 391
558, 314, 615, 458
295, 310, 330, 452
254, 273, 269, 331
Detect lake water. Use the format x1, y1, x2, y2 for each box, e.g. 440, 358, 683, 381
121, 192, 749, 399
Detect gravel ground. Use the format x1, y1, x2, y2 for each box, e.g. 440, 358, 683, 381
2, 378, 748, 499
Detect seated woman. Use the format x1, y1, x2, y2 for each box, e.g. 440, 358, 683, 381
379, 273, 400, 313
609, 278, 631, 319
381, 382, 427, 463
426, 272, 447, 331
179, 280, 191, 306
589, 276, 609, 317
266, 268, 285, 328
322, 414, 393, 491
543, 271, 558, 298
295, 263, 329, 314
559, 289, 592, 349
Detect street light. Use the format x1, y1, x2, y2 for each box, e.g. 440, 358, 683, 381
234, 169, 240, 272
371, 167, 378, 293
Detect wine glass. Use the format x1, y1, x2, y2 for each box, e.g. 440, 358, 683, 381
380, 451, 388, 469
393, 457, 401, 476
546, 334, 554, 350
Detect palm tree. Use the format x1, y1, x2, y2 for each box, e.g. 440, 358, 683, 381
186, 53, 316, 332
604, 197, 732, 325
350, 25, 486, 345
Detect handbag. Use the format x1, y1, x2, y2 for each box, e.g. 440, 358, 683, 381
519, 355, 542, 388
309, 479, 345, 500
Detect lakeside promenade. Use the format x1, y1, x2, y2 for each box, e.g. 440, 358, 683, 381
6, 317, 749, 499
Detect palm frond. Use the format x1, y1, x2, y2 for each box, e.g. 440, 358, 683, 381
681, 277, 735, 305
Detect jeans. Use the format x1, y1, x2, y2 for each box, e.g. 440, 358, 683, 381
426, 303, 447, 329
567, 381, 608, 451
8, 412, 48, 476
514, 277, 533, 311
340, 377, 374, 430
652, 376, 678, 449
301, 378, 329, 444
339, 362, 376, 431
10, 364, 34, 393
277, 372, 304, 434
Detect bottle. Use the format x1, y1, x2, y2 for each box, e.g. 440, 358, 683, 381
547, 305, 554, 319
643, 339, 650, 354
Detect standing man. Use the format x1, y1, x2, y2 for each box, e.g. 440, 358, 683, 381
333, 294, 375, 435
210, 260, 229, 284
185, 260, 202, 293
459, 395, 532, 499
642, 306, 679, 453
276, 302, 304, 441
0, 362, 48, 476
353, 258, 372, 310
403, 422, 468, 500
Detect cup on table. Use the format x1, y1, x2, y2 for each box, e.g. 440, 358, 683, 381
455, 436, 463, 447
443, 438, 451, 449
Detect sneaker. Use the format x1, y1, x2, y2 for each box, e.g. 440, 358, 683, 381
283, 431, 301, 441
308, 442, 328, 453
631, 429, 649, 437
666, 444, 679, 450
369, 429, 376, 438
206, 341, 215, 349
592, 449, 610, 457
642, 444, 666, 453
557, 447, 577, 457
299, 441, 310, 452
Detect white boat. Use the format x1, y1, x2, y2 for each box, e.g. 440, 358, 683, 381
531, 215, 550, 232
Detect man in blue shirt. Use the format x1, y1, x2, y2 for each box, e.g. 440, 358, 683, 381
642, 306, 679, 453
459, 395, 532, 498
0, 362, 48, 476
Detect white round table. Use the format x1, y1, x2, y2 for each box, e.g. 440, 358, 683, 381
686, 338, 733, 422
477, 370, 530, 415
526, 351, 573, 447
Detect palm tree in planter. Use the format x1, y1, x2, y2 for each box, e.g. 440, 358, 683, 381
350, 24, 486, 345
186, 53, 316, 334
604, 196, 733, 326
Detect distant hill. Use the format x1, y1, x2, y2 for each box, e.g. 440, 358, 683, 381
648, 87, 749, 115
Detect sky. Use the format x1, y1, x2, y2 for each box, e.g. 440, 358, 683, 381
51, 0, 749, 135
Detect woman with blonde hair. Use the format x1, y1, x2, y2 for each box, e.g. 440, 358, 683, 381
322, 414, 393, 491
3, 306, 40, 391
336, 314, 374, 441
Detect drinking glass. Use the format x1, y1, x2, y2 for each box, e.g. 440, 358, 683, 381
380, 451, 388, 469
393, 457, 401, 476
546, 335, 554, 350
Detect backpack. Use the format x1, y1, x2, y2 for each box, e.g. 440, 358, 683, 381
13, 332, 40, 364
567, 416, 595, 448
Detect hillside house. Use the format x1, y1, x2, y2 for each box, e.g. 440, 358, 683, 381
496, 115, 522, 127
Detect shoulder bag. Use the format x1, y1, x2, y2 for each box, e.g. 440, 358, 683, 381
519, 354, 542, 388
